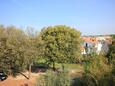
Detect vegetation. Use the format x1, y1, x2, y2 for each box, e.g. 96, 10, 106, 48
36, 70, 71, 86
107, 35, 115, 63
38, 25, 81, 70
0, 26, 27, 76
82, 54, 112, 86
0, 24, 115, 86
0, 25, 81, 75
0, 25, 38, 77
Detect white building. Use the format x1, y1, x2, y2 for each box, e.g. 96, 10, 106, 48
95, 42, 102, 55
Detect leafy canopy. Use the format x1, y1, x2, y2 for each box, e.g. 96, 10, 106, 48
39, 25, 81, 65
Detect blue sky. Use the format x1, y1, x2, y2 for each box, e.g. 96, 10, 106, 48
0, 0, 115, 35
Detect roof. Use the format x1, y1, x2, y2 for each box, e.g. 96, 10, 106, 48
81, 37, 98, 44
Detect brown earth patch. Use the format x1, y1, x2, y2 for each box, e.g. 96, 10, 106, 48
0, 72, 44, 86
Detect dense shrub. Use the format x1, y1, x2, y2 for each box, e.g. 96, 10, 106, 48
35, 70, 71, 86
82, 54, 113, 86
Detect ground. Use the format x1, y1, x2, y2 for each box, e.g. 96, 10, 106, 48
0, 64, 83, 86
0, 72, 44, 86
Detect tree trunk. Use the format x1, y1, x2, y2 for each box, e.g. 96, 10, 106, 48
62, 63, 65, 72
9, 69, 12, 76
9, 65, 12, 76
52, 61, 55, 71
28, 63, 32, 79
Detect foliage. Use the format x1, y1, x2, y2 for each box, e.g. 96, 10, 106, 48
38, 25, 81, 70
0, 25, 37, 76
0, 26, 27, 75
111, 34, 115, 39
35, 70, 71, 86
82, 54, 113, 86
107, 39, 115, 63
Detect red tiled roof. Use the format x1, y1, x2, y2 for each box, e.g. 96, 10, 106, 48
81, 37, 98, 44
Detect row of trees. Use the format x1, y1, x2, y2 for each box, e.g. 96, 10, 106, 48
0, 25, 81, 77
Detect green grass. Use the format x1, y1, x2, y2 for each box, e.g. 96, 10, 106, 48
35, 58, 83, 70
53, 63, 83, 71
66, 64, 82, 70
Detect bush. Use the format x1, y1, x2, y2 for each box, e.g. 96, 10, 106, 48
84, 55, 111, 77
82, 54, 113, 86
35, 55, 115, 86
35, 70, 71, 86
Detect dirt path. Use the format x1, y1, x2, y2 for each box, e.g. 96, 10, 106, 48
0, 69, 83, 86
0, 73, 44, 86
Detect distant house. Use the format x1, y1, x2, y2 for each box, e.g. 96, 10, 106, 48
81, 35, 112, 55
95, 41, 102, 55
96, 35, 112, 54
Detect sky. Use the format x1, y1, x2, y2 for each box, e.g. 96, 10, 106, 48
0, 0, 115, 35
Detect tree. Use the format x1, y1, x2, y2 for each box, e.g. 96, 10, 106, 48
24, 27, 38, 79
0, 25, 40, 79
0, 26, 27, 76
39, 25, 81, 70
107, 34, 115, 63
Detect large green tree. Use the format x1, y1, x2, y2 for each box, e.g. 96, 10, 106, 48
0, 25, 41, 78
0, 26, 27, 75
39, 25, 81, 70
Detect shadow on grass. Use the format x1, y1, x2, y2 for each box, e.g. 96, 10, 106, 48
31, 63, 49, 73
